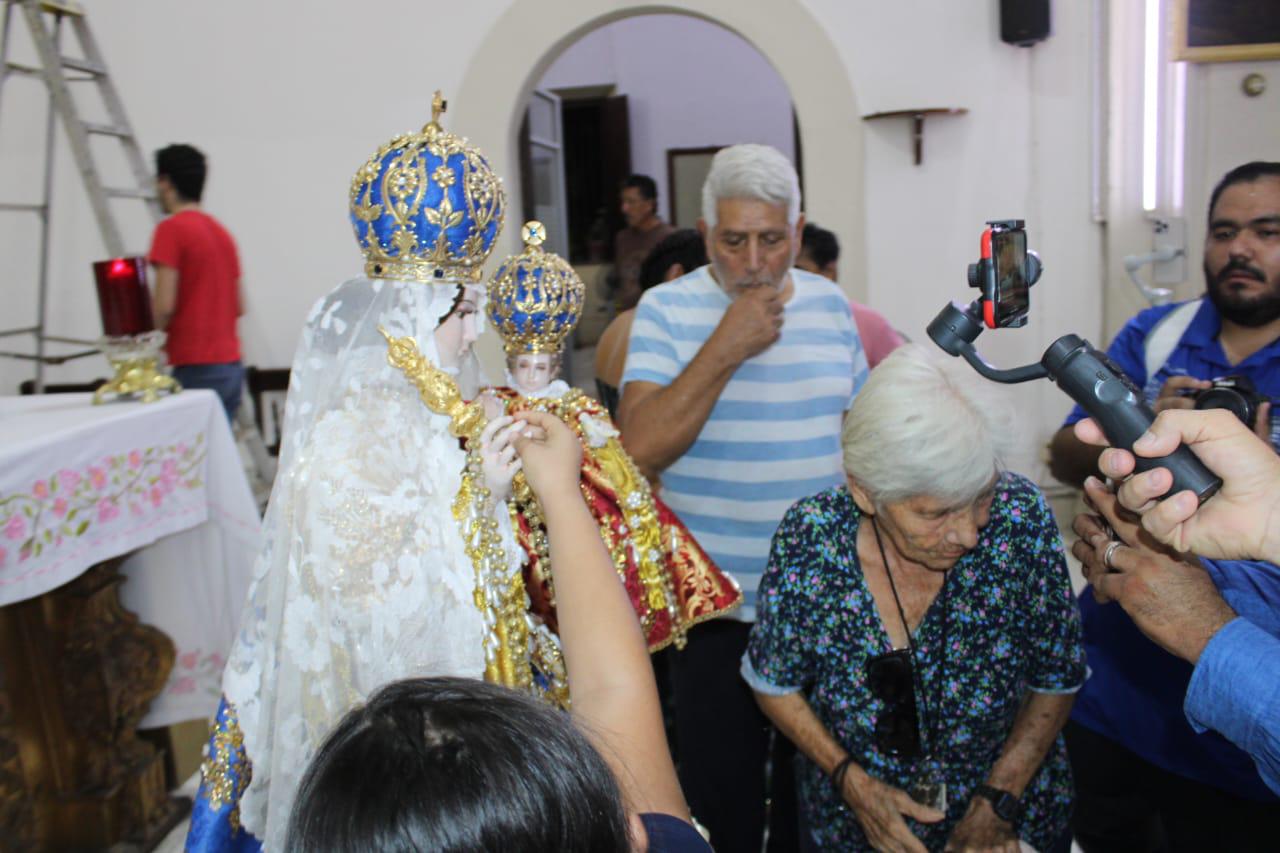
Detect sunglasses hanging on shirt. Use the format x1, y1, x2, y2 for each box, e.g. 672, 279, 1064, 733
868, 515, 951, 813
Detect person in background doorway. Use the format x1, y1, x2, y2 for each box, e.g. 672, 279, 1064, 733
798, 222, 903, 369
149, 144, 245, 420
614, 174, 675, 311
595, 228, 707, 417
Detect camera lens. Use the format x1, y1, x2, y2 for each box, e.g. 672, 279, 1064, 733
1194, 387, 1257, 427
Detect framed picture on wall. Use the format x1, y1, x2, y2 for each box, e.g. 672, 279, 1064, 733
1173, 0, 1280, 63
667, 146, 724, 229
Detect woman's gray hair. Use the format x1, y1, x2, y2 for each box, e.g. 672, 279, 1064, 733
701, 144, 801, 228
842, 344, 1015, 507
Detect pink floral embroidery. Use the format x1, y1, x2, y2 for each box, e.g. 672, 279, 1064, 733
97, 498, 120, 523
163, 649, 227, 701
0, 433, 207, 561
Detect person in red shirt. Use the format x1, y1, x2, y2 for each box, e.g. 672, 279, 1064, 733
148, 144, 245, 419
798, 222, 904, 369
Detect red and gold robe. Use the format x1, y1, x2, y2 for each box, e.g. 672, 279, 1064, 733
488, 385, 741, 650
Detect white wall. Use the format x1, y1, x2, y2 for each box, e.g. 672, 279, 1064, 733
1102, 0, 1280, 344
0, 0, 502, 393
537, 14, 795, 207
1181, 59, 1280, 300
813, 0, 1103, 482
3, 0, 1259, 489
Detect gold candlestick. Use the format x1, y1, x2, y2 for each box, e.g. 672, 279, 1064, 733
92, 331, 181, 405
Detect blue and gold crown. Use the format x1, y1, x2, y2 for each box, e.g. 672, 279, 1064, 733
350, 92, 505, 283
487, 221, 585, 356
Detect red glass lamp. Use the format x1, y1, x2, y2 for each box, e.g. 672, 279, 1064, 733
90, 257, 180, 404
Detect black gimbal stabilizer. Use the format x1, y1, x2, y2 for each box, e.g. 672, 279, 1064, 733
927, 228, 1221, 504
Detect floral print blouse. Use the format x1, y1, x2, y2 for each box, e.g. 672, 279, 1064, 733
743, 473, 1085, 851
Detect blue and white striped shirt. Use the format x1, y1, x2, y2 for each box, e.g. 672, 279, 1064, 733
622, 266, 867, 619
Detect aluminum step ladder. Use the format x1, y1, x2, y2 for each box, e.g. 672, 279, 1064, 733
0, 0, 161, 390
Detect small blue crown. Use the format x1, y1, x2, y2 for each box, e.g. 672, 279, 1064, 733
350, 91, 505, 283
488, 221, 585, 356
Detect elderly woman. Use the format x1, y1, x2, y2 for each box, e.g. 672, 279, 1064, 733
743, 345, 1084, 853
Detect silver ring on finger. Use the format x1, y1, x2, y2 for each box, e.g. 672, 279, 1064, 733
1102, 540, 1122, 571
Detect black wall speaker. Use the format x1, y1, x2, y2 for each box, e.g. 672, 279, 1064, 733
1000, 0, 1051, 47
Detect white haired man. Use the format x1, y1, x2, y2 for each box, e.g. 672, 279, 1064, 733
618, 144, 868, 851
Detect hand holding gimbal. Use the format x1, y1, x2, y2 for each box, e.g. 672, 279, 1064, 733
927, 221, 1220, 504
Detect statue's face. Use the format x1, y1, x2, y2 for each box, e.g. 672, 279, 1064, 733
511, 352, 557, 392
434, 285, 483, 369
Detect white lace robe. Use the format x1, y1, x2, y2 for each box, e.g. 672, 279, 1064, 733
219, 278, 515, 849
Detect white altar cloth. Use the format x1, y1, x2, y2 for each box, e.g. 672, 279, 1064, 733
0, 390, 259, 726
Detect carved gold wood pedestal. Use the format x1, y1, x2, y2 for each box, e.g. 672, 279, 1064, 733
0, 557, 190, 851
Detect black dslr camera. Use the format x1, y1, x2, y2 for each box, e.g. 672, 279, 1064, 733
1192, 375, 1268, 428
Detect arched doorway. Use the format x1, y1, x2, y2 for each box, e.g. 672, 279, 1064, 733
452, 0, 866, 297
513, 13, 803, 387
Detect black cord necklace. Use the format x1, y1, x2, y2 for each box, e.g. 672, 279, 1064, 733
869, 515, 951, 768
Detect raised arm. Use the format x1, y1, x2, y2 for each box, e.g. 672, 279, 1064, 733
618, 286, 782, 473
513, 411, 687, 818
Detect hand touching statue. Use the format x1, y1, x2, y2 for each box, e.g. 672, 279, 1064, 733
512, 411, 583, 505
479, 415, 525, 504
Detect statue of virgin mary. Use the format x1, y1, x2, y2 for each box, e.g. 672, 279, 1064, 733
186, 95, 563, 852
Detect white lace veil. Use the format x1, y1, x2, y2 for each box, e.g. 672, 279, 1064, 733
221, 276, 492, 848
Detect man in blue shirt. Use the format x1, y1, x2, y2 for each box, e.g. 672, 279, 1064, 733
1048, 162, 1280, 850
1070, 407, 1280, 797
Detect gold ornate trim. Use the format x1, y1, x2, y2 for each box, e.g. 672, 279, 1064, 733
365, 258, 485, 284
382, 328, 568, 708
380, 328, 486, 441
200, 703, 250, 833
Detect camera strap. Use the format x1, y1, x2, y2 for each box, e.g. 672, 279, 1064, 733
1142, 298, 1202, 382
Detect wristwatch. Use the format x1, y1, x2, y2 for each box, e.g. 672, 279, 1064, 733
974, 784, 1022, 823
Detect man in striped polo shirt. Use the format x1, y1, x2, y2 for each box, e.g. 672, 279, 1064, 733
618, 144, 867, 852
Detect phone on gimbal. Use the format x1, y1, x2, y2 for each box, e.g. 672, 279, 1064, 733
928, 219, 1221, 504
968, 220, 1035, 329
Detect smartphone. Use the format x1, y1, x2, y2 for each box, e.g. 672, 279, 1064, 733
981, 220, 1030, 329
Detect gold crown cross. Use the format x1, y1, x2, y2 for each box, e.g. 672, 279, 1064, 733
423, 90, 448, 136
521, 220, 546, 247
